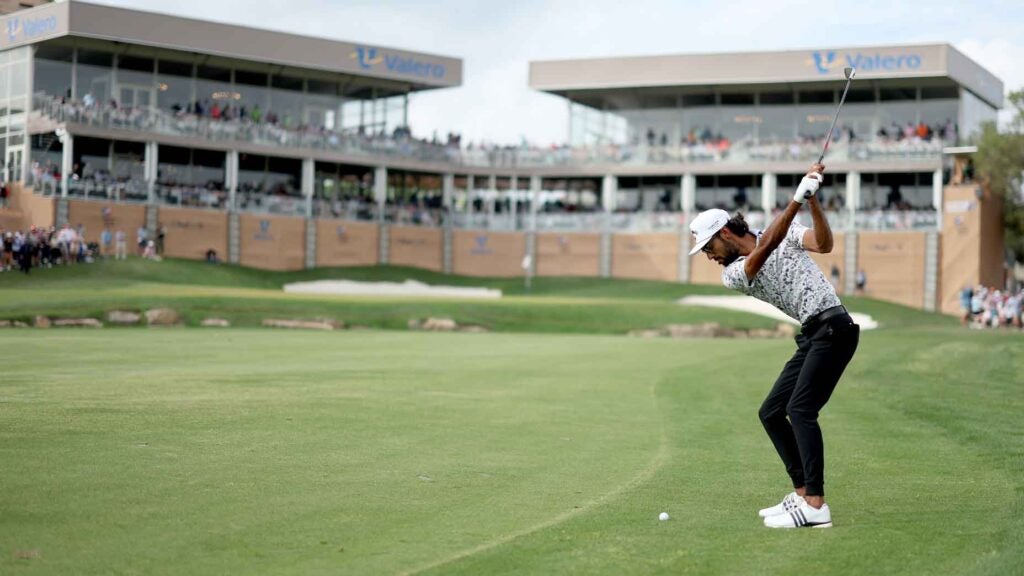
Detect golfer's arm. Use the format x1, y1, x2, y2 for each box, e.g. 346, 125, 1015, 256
743, 201, 802, 280
803, 197, 834, 253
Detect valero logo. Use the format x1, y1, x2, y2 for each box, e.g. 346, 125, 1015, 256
350, 45, 446, 79
808, 50, 922, 74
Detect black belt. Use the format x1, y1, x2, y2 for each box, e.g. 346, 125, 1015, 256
802, 305, 848, 329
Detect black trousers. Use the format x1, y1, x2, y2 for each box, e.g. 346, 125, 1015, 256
758, 312, 859, 496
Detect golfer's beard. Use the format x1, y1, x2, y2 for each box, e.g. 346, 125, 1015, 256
721, 244, 742, 266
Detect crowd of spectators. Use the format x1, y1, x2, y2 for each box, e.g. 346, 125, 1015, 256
0, 224, 96, 273
961, 285, 1023, 330
0, 222, 169, 273
38, 93, 959, 171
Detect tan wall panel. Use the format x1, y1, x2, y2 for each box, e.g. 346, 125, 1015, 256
67, 200, 146, 245
10, 184, 55, 230
158, 207, 228, 262
389, 226, 442, 271
536, 232, 600, 277
239, 214, 306, 271
857, 232, 927, 308
315, 220, 379, 267
939, 185, 985, 315
689, 254, 723, 286
452, 230, 526, 277
612, 233, 679, 281
977, 187, 1005, 290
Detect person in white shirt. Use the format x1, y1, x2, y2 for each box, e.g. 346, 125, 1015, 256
115, 229, 127, 260
689, 163, 859, 529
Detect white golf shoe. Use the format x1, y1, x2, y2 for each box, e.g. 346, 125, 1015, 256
763, 502, 832, 529
758, 492, 804, 518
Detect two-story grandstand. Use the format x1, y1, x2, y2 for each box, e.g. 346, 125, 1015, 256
0, 0, 1007, 316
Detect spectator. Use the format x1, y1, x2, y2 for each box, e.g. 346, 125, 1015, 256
830, 264, 841, 291
100, 228, 113, 258
855, 269, 867, 294
960, 285, 974, 326
115, 229, 127, 260
156, 224, 166, 255
136, 226, 148, 256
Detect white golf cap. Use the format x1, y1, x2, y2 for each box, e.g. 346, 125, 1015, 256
688, 208, 730, 255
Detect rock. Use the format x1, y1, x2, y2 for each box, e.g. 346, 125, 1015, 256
407, 319, 422, 330
107, 310, 141, 325
0, 319, 28, 328
33, 316, 51, 328
664, 322, 721, 338
421, 317, 458, 332
262, 318, 341, 331
747, 328, 780, 339
201, 318, 231, 328
775, 323, 798, 338
52, 318, 104, 328
145, 308, 182, 326
458, 325, 489, 333
628, 329, 664, 338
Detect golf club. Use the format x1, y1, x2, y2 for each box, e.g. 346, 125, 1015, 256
817, 67, 857, 164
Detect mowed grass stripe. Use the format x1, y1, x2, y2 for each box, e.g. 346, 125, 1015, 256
1, 331, 695, 574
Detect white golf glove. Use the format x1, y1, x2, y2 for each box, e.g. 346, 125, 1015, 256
794, 173, 824, 204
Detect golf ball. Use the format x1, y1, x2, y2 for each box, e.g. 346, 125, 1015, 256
659, 512, 670, 521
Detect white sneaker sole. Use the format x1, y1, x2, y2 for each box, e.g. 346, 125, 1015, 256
765, 521, 833, 529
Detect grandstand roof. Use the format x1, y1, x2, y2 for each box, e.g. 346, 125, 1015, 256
0, 0, 462, 92
529, 44, 1003, 109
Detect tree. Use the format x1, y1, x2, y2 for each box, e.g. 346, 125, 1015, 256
974, 89, 1024, 263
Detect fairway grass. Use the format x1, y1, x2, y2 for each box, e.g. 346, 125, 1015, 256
1, 327, 1020, 575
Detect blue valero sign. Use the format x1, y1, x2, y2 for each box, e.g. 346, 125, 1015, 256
810, 50, 922, 75
350, 46, 447, 80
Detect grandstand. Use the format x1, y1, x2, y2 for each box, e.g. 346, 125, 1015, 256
0, 1, 1008, 315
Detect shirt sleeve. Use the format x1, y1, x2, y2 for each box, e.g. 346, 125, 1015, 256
722, 259, 753, 291
787, 221, 810, 250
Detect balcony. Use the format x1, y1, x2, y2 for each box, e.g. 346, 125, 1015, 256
32, 95, 948, 171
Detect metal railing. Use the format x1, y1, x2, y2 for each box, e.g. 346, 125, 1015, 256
32, 94, 948, 169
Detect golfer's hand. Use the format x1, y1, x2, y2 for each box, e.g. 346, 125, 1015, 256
794, 172, 824, 204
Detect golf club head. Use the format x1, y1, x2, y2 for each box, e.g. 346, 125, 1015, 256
844, 67, 856, 80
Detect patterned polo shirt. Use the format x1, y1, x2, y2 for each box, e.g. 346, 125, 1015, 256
721, 221, 841, 323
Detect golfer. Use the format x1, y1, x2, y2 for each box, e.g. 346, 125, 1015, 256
689, 163, 859, 529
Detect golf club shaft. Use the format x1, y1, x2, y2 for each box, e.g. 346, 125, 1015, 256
817, 75, 856, 164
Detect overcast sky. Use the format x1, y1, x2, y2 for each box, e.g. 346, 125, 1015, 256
94, 0, 1023, 146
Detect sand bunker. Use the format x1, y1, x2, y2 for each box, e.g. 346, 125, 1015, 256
283, 279, 502, 299
677, 295, 878, 330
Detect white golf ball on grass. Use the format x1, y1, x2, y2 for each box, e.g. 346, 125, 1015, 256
659, 512, 670, 521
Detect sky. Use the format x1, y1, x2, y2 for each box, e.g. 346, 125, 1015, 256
94, 0, 1024, 146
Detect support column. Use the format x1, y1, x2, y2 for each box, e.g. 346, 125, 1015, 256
144, 141, 158, 204
466, 175, 476, 216
302, 158, 314, 219
375, 166, 389, 264
844, 232, 858, 296
600, 174, 616, 278
761, 172, 776, 215
932, 168, 943, 223
527, 175, 540, 278
442, 173, 454, 274
226, 150, 239, 212
59, 132, 73, 198
487, 174, 497, 230
302, 158, 315, 269
509, 176, 520, 227
846, 171, 860, 233
924, 230, 940, 311
681, 173, 696, 214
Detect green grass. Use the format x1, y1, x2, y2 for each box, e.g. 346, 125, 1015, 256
0, 259, 1015, 575
0, 258, 950, 332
